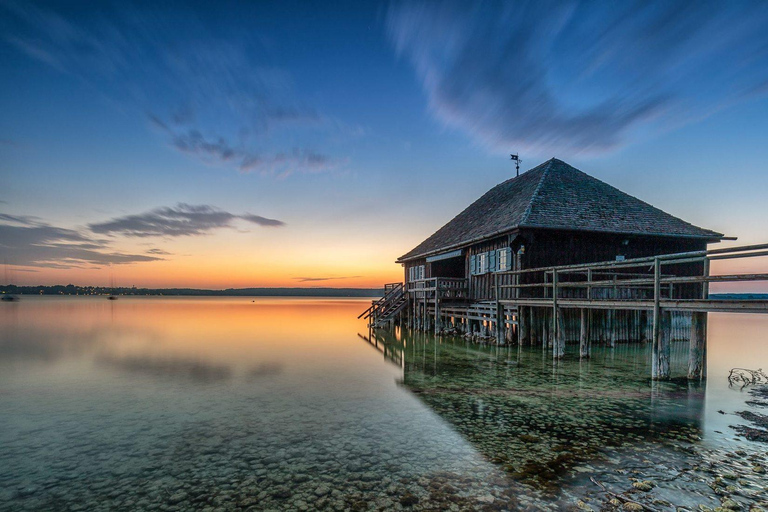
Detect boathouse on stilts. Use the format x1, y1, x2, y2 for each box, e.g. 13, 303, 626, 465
360, 158, 768, 380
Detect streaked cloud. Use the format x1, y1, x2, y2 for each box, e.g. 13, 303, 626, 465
2, 1, 347, 176
0, 215, 162, 269
146, 248, 172, 256
88, 203, 285, 238
152, 121, 342, 177
293, 275, 362, 283
387, 1, 768, 156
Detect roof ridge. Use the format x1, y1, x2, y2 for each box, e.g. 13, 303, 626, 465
519, 158, 555, 225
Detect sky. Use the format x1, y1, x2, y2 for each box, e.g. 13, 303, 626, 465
1, 0, 768, 289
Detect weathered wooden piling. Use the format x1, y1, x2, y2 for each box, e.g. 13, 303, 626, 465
579, 309, 590, 358
653, 310, 671, 380
688, 312, 707, 380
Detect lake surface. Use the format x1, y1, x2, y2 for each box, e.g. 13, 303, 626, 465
1, 297, 767, 511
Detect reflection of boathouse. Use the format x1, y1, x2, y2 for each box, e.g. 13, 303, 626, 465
359, 329, 705, 490
362, 158, 768, 379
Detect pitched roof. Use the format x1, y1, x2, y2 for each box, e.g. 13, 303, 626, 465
398, 158, 723, 262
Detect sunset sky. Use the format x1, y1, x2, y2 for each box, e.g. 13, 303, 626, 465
2, 1, 768, 289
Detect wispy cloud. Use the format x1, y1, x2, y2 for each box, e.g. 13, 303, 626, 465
293, 275, 362, 283
88, 203, 285, 238
154, 122, 343, 177
387, 1, 768, 156
1, 2, 347, 176
0, 215, 162, 269
146, 248, 172, 256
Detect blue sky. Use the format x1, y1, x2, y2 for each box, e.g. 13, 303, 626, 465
1, 0, 768, 287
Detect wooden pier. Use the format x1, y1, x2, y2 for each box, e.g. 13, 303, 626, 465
362, 158, 768, 381
362, 243, 768, 380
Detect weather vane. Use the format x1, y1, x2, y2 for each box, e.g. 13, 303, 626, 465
510, 153, 522, 177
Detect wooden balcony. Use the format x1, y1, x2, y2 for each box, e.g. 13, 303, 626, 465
406, 277, 468, 300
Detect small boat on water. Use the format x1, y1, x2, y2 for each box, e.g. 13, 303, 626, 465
107, 295, 118, 300
1, 294, 19, 302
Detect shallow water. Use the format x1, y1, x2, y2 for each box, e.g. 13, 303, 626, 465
1, 297, 767, 511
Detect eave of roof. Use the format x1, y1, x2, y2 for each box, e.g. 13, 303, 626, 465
396, 225, 723, 263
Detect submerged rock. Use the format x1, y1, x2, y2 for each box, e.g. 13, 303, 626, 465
632, 480, 655, 491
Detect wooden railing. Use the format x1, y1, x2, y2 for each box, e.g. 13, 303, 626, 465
492, 242, 768, 310
358, 282, 404, 320
406, 277, 468, 300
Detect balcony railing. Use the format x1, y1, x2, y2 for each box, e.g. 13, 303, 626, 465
406, 277, 468, 300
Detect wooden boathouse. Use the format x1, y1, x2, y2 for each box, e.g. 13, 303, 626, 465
360, 158, 768, 380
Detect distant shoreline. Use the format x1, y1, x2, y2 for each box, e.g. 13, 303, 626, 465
0, 285, 384, 298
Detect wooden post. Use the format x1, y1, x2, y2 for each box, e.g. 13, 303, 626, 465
653, 310, 672, 380
519, 306, 528, 345
585, 269, 592, 356
579, 308, 589, 358
702, 257, 710, 300
552, 270, 565, 358
609, 274, 618, 347
495, 276, 504, 343
689, 258, 710, 379
688, 311, 706, 380
652, 258, 662, 379
434, 281, 440, 335
608, 310, 616, 347
555, 308, 565, 358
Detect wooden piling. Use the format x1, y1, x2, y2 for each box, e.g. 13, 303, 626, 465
552, 271, 565, 358
434, 286, 440, 335
653, 310, 671, 380
554, 307, 565, 358
579, 308, 590, 358
519, 306, 528, 345
688, 312, 707, 380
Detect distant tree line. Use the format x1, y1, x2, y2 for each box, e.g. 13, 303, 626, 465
0, 284, 383, 297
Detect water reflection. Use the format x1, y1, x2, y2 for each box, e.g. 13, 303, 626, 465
97, 354, 233, 382
363, 328, 706, 490
2, 298, 767, 511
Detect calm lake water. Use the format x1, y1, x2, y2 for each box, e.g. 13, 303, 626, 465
1, 297, 767, 511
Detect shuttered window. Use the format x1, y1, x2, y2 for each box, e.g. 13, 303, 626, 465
478, 253, 488, 274
497, 247, 512, 271
471, 249, 513, 275
408, 265, 425, 281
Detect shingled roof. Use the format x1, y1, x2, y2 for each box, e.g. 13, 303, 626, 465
398, 158, 723, 262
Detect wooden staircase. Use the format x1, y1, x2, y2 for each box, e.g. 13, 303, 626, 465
358, 282, 406, 328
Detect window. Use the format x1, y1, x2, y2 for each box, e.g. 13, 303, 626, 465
478, 252, 488, 274
497, 247, 512, 271
472, 249, 515, 275
409, 265, 425, 281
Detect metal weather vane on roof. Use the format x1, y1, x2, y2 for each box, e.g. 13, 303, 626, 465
510, 153, 521, 177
